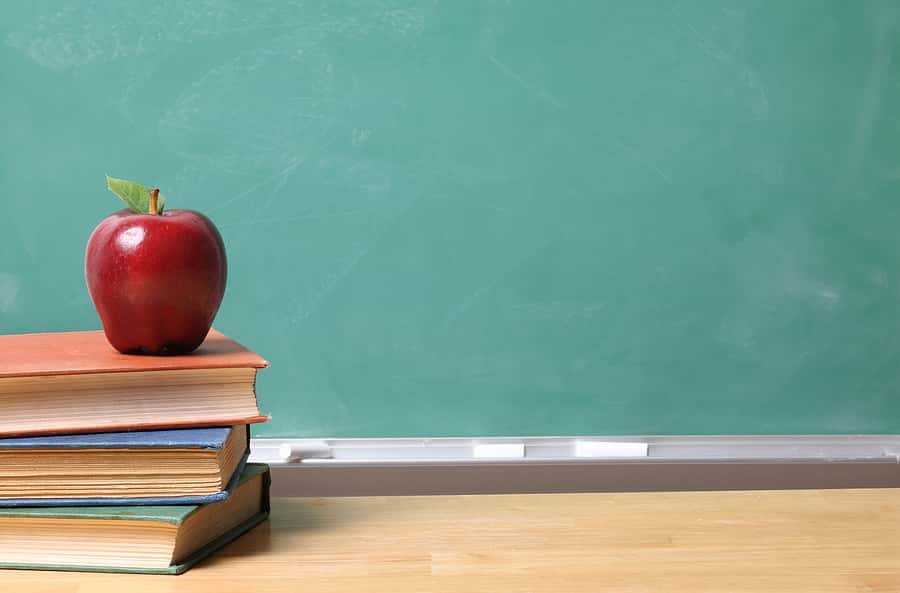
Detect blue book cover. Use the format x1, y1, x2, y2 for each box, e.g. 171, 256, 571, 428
0, 426, 234, 449
0, 426, 250, 507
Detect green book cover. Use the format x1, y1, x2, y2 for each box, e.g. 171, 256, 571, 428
0, 463, 271, 574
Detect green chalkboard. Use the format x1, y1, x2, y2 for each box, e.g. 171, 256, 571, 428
2, 1, 900, 437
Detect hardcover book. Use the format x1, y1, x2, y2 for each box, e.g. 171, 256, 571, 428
0, 329, 269, 436
0, 425, 250, 506
0, 463, 271, 574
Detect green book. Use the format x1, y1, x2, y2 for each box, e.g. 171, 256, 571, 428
0, 463, 270, 574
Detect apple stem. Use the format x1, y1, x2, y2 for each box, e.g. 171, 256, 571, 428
149, 188, 160, 215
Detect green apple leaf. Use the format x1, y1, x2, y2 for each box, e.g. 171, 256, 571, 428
105, 175, 166, 214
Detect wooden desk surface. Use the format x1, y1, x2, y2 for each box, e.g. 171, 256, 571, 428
3, 489, 900, 592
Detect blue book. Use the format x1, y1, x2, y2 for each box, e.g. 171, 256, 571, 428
0, 426, 249, 507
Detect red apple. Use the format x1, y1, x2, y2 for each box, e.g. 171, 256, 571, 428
85, 185, 227, 354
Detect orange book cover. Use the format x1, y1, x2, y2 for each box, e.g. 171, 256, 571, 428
0, 329, 268, 378
0, 329, 269, 436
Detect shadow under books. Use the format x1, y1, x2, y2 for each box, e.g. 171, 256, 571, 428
193, 497, 396, 569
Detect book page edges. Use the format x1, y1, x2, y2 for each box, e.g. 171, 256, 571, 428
0, 415, 270, 438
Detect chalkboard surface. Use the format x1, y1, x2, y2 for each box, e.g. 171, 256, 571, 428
2, 2, 900, 437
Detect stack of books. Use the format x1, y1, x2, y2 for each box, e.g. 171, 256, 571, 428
0, 329, 271, 574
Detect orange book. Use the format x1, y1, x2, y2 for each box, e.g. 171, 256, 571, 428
0, 329, 269, 437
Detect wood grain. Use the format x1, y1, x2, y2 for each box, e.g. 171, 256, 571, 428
2, 489, 900, 592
